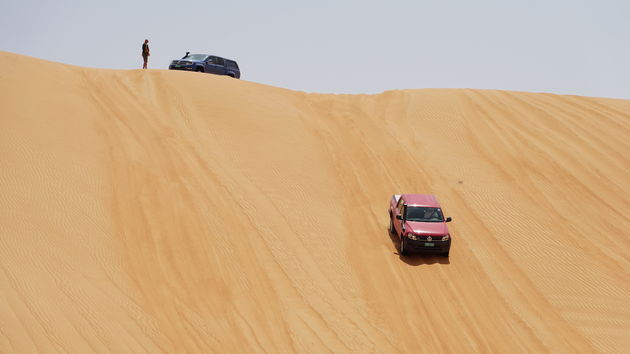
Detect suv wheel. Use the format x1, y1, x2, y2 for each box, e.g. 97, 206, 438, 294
196, 67, 204, 73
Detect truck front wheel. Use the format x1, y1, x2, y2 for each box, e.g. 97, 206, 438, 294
399, 236, 407, 256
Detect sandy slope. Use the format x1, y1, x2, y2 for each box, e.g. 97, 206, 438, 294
1, 51, 629, 353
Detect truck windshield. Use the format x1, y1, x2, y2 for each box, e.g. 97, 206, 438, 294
405, 207, 444, 222
184, 54, 208, 61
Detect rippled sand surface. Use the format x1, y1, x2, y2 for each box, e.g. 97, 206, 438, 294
1, 52, 629, 353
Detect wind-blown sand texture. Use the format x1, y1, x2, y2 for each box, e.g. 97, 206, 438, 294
1, 51, 629, 353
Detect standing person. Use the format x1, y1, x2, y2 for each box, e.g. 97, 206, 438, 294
142, 39, 150, 69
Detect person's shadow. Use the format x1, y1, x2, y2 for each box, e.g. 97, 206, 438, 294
387, 227, 450, 266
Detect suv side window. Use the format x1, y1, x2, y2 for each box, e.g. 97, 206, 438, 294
215, 57, 225, 66
226, 60, 238, 69
206, 56, 216, 64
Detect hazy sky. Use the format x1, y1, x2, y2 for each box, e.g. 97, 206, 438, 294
1, 0, 628, 98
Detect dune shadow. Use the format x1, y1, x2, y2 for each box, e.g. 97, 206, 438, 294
386, 227, 450, 266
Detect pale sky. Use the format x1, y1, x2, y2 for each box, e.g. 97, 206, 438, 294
1, 0, 628, 98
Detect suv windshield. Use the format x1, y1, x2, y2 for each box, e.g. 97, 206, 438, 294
183, 54, 207, 61
405, 207, 444, 222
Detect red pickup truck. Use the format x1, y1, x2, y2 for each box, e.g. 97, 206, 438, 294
389, 194, 452, 256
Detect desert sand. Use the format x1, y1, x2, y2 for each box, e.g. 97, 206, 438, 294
0, 51, 629, 353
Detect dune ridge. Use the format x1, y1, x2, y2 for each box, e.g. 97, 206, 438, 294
1, 51, 629, 353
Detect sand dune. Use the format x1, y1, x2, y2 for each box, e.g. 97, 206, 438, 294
1, 51, 629, 353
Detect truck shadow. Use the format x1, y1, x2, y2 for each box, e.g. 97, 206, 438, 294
387, 228, 450, 265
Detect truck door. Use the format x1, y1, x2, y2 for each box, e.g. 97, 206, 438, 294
214, 57, 227, 75
225, 60, 240, 78
205, 56, 224, 75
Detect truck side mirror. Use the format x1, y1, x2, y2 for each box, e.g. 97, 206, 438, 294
446, 217, 452, 222
396, 215, 402, 220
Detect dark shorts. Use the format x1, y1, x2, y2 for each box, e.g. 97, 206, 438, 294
142, 54, 148, 60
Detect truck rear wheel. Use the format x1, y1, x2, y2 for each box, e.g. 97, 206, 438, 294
389, 216, 394, 234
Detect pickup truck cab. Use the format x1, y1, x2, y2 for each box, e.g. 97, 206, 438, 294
389, 194, 452, 256
169, 53, 241, 78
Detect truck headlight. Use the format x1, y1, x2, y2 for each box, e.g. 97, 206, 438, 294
406, 234, 418, 240
442, 234, 450, 241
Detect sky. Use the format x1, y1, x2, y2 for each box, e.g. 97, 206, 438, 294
1, 0, 629, 98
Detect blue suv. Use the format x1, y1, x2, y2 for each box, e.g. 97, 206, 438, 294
169, 53, 241, 78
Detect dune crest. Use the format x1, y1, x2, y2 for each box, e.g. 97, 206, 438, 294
1, 51, 629, 352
